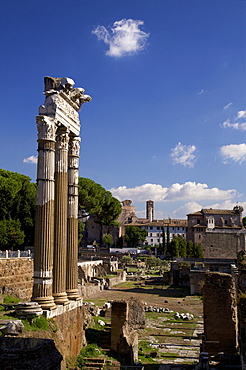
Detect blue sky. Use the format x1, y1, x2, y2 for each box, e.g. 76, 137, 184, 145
0, 0, 245, 219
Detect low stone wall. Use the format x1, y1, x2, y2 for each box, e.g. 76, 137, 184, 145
79, 283, 102, 298
0, 258, 33, 300
106, 271, 126, 288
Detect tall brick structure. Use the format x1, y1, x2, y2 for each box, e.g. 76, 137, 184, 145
202, 272, 238, 357
32, 77, 91, 309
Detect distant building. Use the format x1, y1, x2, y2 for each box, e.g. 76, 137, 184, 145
85, 199, 187, 247
187, 206, 246, 258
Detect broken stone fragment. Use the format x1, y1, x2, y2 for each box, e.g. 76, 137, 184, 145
0, 320, 24, 336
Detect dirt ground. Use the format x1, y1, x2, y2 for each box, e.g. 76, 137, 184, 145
86, 278, 204, 367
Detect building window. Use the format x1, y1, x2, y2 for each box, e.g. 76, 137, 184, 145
151, 239, 153, 242
150, 227, 153, 230
150, 233, 152, 237
197, 219, 200, 224
225, 220, 227, 225
198, 235, 201, 239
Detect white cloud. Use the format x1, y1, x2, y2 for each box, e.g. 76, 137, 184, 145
197, 89, 207, 95
173, 200, 246, 218
23, 155, 37, 164
172, 202, 203, 217
237, 110, 246, 119
170, 142, 197, 168
109, 181, 236, 203
221, 110, 246, 131
223, 102, 233, 110
206, 200, 246, 212
221, 119, 246, 131
220, 143, 246, 164
92, 19, 149, 57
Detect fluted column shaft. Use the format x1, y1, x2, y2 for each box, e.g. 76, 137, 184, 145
32, 116, 56, 310
53, 129, 70, 305
66, 136, 81, 300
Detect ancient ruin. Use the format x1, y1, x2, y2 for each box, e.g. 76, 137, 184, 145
111, 298, 145, 365
202, 272, 238, 357
32, 77, 91, 309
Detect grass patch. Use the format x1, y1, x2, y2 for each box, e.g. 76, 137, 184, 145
161, 352, 179, 359
22, 315, 49, 331
83, 299, 107, 307
3, 296, 21, 304
22, 316, 58, 332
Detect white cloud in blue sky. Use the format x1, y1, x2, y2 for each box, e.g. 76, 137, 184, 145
170, 142, 197, 168
197, 89, 207, 95
220, 144, 246, 164
221, 110, 246, 131
23, 156, 37, 164
110, 181, 236, 203
223, 102, 233, 110
92, 19, 149, 57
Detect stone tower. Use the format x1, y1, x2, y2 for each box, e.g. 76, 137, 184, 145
32, 77, 91, 309
146, 200, 154, 222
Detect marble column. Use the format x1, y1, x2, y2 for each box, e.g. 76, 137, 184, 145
52, 128, 70, 305
32, 116, 56, 310
66, 136, 81, 300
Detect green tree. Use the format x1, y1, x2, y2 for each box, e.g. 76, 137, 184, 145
170, 237, 180, 257
243, 216, 246, 228
161, 226, 166, 255
192, 243, 203, 258
78, 219, 84, 244
121, 255, 132, 266
124, 225, 147, 248
78, 177, 121, 226
146, 256, 161, 268
186, 240, 194, 257
102, 234, 113, 248
166, 224, 171, 255
0, 169, 36, 247
0, 219, 25, 249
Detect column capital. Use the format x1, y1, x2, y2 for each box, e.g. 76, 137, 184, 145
36, 116, 56, 141
69, 136, 81, 157
56, 130, 70, 151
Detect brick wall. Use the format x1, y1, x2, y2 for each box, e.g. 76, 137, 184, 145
202, 272, 238, 357
0, 258, 33, 300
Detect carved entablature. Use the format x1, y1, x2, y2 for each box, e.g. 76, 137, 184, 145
38, 76, 92, 136
36, 116, 56, 141
69, 136, 81, 157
